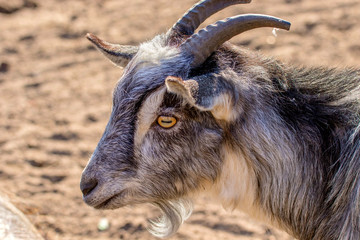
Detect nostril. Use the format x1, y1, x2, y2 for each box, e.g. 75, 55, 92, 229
80, 178, 98, 196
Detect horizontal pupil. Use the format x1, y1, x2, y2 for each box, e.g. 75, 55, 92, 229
161, 120, 173, 123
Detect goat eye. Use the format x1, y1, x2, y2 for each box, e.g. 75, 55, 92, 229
157, 116, 177, 129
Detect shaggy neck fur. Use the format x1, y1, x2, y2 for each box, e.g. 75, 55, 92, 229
210, 52, 360, 239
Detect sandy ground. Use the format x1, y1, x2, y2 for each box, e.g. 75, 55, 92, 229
1, 0, 360, 239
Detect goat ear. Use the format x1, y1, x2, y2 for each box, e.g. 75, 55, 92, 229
86, 33, 138, 68
165, 76, 235, 121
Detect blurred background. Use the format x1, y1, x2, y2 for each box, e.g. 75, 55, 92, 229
0, 0, 359, 239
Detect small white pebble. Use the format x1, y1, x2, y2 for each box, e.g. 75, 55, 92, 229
266, 36, 276, 45
98, 218, 110, 231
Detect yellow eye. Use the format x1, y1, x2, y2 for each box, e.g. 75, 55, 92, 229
157, 116, 177, 128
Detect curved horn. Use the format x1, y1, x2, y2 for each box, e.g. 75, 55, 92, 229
86, 33, 139, 67
181, 14, 291, 67
169, 0, 251, 37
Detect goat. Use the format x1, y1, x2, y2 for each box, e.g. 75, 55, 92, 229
80, 0, 360, 239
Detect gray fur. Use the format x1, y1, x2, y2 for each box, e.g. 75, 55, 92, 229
80, 1, 360, 239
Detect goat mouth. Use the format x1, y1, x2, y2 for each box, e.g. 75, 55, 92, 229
94, 191, 125, 209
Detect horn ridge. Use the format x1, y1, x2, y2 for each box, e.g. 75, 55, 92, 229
181, 14, 291, 67
170, 0, 251, 37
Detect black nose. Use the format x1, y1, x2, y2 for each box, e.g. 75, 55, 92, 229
80, 178, 98, 196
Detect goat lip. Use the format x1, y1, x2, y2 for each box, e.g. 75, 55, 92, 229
94, 192, 125, 209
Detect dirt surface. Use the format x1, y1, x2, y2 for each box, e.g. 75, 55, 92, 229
1, 0, 360, 239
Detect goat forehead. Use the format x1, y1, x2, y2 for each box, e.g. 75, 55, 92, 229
112, 67, 187, 112
112, 66, 164, 108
